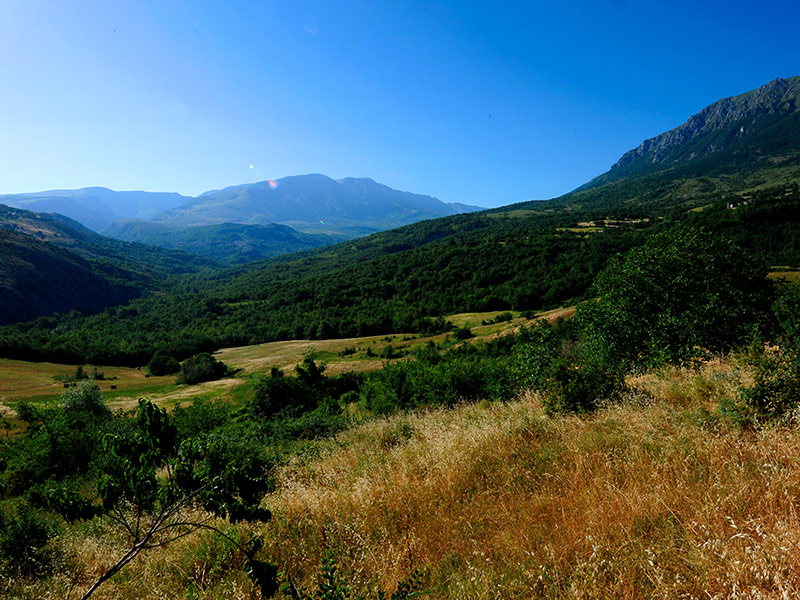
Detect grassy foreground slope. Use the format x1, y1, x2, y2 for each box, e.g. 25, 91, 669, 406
12, 356, 800, 599
266, 358, 796, 599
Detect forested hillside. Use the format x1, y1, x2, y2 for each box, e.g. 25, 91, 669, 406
0, 205, 218, 325
2, 182, 798, 365
101, 221, 345, 265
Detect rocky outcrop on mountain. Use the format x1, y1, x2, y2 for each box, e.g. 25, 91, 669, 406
572, 76, 800, 193
616, 76, 800, 169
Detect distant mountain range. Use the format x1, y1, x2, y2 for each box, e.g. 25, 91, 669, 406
0, 175, 482, 236
0, 187, 191, 232
156, 175, 481, 234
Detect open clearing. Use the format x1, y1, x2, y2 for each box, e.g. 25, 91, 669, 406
0, 307, 571, 419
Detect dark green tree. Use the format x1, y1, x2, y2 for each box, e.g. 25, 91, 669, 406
177, 352, 230, 384
146, 352, 180, 376
578, 226, 773, 367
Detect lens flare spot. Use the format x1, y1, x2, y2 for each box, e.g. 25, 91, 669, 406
249, 164, 254, 169
320, 220, 325, 224
268, 180, 277, 189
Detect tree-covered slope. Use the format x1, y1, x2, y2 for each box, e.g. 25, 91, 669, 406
102, 220, 345, 264
0, 229, 140, 325
0, 204, 219, 325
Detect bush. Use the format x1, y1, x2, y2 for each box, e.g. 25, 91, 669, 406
453, 326, 474, 340
358, 347, 514, 415
178, 353, 230, 385
773, 282, 800, 349
513, 320, 563, 392
60, 380, 111, 420
736, 349, 800, 424
173, 398, 236, 441
0, 501, 55, 575
542, 359, 623, 414
578, 226, 773, 368
250, 374, 311, 420
147, 352, 180, 376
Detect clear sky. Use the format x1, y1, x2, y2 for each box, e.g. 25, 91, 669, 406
1, 0, 798, 208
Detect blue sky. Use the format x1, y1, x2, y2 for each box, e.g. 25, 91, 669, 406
1, 0, 798, 208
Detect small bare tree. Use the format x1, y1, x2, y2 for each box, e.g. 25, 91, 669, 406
75, 399, 277, 600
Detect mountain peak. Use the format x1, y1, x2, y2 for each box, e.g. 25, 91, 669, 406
601, 75, 800, 180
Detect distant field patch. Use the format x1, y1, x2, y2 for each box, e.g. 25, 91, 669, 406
556, 226, 602, 233
0, 358, 244, 414
1, 306, 576, 419
769, 269, 800, 283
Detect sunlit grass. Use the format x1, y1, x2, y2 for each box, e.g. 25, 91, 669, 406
9, 354, 800, 598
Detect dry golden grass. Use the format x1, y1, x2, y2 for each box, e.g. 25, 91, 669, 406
768, 270, 800, 284
12, 355, 800, 599
259, 356, 800, 599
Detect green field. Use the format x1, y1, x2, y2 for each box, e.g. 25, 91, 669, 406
0, 308, 570, 424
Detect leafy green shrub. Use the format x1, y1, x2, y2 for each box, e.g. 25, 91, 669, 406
60, 380, 111, 420
413, 341, 441, 365
736, 349, 800, 424
359, 346, 514, 415
147, 352, 180, 376
28, 480, 100, 522
542, 358, 623, 414
453, 326, 474, 340
178, 353, 230, 384
250, 370, 318, 421
578, 226, 773, 368
172, 398, 235, 442
86, 400, 276, 599
773, 282, 800, 348
249, 355, 362, 439
513, 320, 563, 392
0, 501, 55, 575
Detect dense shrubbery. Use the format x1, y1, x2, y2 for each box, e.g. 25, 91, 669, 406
358, 343, 515, 414
0, 501, 55, 575
512, 318, 623, 414
578, 226, 773, 368
734, 348, 800, 424
147, 352, 180, 376
724, 282, 800, 425
178, 353, 231, 384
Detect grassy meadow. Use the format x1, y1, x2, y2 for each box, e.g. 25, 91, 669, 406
10, 354, 800, 599
0, 309, 550, 424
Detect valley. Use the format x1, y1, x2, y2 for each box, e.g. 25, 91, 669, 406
0, 308, 555, 418
2, 74, 800, 599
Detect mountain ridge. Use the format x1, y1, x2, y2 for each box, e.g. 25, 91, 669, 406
2, 74, 800, 361
153, 173, 483, 234
579, 75, 800, 191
